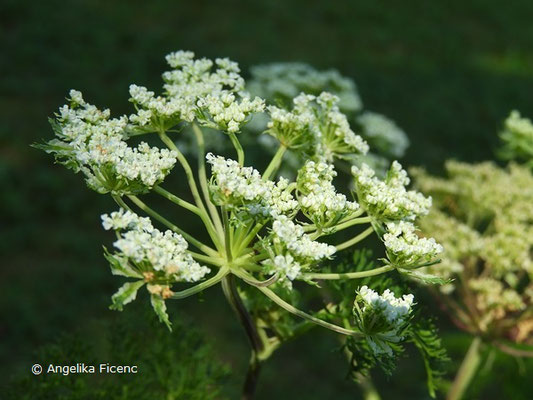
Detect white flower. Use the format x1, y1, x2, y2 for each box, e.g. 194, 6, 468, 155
297, 160, 359, 227
352, 161, 431, 222
206, 153, 298, 217
101, 208, 153, 232
355, 286, 415, 355
359, 286, 414, 323
105, 210, 210, 283
266, 92, 368, 160
383, 221, 443, 268
262, 253, 302, 288
271, 215, 336, 262
46, 91, 178, 194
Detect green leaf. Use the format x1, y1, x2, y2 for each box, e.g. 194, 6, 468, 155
409, 319, 449, 398
103, 247, 142, 278
110, 281, 145, 311
151, 295, 172, 331
399, 269, 453, 285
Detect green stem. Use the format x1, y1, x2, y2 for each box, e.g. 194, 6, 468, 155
127, 195, 217, 257
191, 123, 224, 236
222, 206, 232, 262
257, 286, 363, 337
189, 251, 226, 267
300, 264, 395, 281
447, 336, 483, 400
153, 185, 201, 216
336, 226, 374, 251
158, 131, 207, 213
356, 373, 381, 400
153, 185, 223, 251
221, 275, 264, 400
235, 221, 267, 255
171, 267, 229, 299
333, 215, 372, 232
229, 131, 245, 165
302, 209, 365, 232
232, 269, 279, 287
309, 216, 372, 240
111, 194, 133, 212
263, 145, 287, 180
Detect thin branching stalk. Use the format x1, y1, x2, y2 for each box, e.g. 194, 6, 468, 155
191, 123, 224, 235
158, 130, 208, 213
262, 144, 286, 180
257, 286, 363, 337
336, 226, 375, 251
128, 194, 218, 257
171, 267, 230, 299
300, 264, 396, 281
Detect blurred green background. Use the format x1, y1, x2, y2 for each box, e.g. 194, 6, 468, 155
2, 0, 533, 398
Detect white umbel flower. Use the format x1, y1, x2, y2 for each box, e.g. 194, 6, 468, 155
383, 221, 443, 268
46, 91, 177, 194
352, 161, 431, 222
102, 210, 210, 283
262, 253, 302, 289
271, 215, 336, 262
206, 153, 298, 217
297, 160, 359, 227
355, 285, 415, 355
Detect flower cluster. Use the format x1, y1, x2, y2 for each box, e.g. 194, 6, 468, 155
261, 254, 302, 289
102, 208, 210, 284
352, 161, 432, 222
127, 51, 265, 134
413, 160, 533, 340
265, 215, 336, 270
383, 221, 443, 269
267, 92, 369, 161
499, 110, 533, 164
354, 286, 414, 355
206, 153, 297, 217
248, 62, 363, 113
40, 90, 177, 194
247, 61, 409, 160
297, 160, 359, 227
356, 112, 409, 159
39, 50, 447, 383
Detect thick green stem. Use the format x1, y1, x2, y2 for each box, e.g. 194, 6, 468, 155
191, 123, 224, 235
127, 195, 217, 257
221, 275, 264, 400
447, 336, 483, 400
229, 131, 245, 166
257, 286, 363, 337
263, 145, 287, 180
356, 373, 381, 400
222, 206, 233, 262
300, 264, 395, 281
336, 226, 374, 251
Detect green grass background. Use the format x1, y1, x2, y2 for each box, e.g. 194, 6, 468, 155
2, 0, 533, 398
